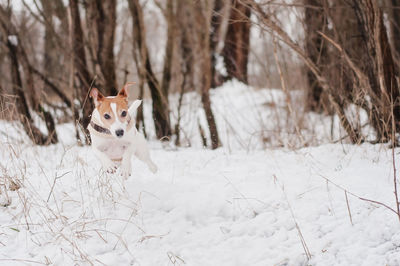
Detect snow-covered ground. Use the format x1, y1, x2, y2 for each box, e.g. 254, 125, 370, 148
0, 82, 399, 265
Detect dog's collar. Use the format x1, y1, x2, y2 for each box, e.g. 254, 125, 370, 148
90, 121, 111, 135
89, 117, 134, 136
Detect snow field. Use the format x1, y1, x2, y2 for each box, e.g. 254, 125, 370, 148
1, 140, 400, 265
0, 81, 399, 265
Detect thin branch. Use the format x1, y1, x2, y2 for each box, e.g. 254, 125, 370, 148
318, 174, 399, 215
344, 191, 354, 225
29, 65, 72, 108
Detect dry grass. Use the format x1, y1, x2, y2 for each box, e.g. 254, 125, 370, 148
0, 131, 144, 264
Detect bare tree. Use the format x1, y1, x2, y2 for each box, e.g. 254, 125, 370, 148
222, 0, 251, 83
85, 0, 118, 96
210, 0, 226, 88
160, 0, 175, 101
353, 0, 400, 141
246, 0, 362, 143
247, 0, 400, 143
303, 0, 328, 112
174, 0, 195, 146
0, 4, 57, 145
70, 0, 94, 141
389, 0, 400, 61
40, 0, 63, 97
193, 0, 221, 149
128, 0, 172, 140
19, 0, 71, 109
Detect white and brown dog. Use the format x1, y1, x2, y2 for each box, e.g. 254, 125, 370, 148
88, 84, 157, 177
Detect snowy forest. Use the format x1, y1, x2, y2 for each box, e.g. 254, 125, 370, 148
1, 0, 400, 265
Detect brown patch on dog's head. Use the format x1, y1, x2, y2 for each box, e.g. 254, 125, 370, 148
98, 97, 129, 127
90, 87, 130, 129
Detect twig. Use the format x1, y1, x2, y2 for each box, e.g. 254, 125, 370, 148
167, 251, 186, 265
318, 174, 399, 215
76, 75, 97, 144
0, 258, 46, 265
47, 171, 71, 202
272, 37, 305, 145
391, 97, 400, 221
113, 207, 137, 250
344, 191, 353, 226
244, 0, 361, 143
80, 76, 97, 117
273, 175, 312, 260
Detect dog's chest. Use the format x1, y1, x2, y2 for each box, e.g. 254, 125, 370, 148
97, 140, 131, 160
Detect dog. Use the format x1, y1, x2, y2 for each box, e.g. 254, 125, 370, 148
88, 83, 157, 177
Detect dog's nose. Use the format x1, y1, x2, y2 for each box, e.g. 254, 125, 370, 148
115, 129, 124, 137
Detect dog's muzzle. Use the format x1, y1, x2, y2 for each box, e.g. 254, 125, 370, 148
115, 129, 124, 138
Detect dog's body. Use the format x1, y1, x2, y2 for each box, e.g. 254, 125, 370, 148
88, 85, 157, 177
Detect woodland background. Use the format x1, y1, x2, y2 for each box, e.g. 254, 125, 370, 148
2, 1, 400, 264
1, 0, 400, 148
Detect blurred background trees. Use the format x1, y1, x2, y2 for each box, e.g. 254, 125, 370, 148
1, 0, 400, 148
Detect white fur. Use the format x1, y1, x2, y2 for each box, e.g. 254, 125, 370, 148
128, 100, 142, 116
92, 109, 103, 125
110, 102, 117, 117
109, 102, 127, 137
89, 100, 157, 178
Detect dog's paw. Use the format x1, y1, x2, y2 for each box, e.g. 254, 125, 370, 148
120, 164, 132, 179
120, 170, 131, 179
148, 162, 158, 174
102, 161, 117, 174
105, 165, 117, 174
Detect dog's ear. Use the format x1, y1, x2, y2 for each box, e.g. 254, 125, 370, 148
118, 86, 128, 98
90, 88, 104, 106
128, 99, 142, 116
119, 82, 136, 98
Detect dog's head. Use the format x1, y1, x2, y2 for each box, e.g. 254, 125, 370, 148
90, 84, 141, 138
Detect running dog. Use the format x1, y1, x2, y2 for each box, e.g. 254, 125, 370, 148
88, 84, 157, 177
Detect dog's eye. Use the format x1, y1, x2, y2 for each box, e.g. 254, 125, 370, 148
121, 111, 127, 117
104, 113, 111, 120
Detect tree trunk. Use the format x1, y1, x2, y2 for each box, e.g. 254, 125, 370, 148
177, 0, 195, 93
210, 0, 225, 88
194, 1, 221, 149
40, 0, 61, 100
128, 0, 172, 140
70, 0, 93, 138
303, 0, 328, 112
160, 0, 174, 101
246, 0, 362, 143
18, 35, 58, 144
352, 0, 400, 141
0, 6, 57, 145
323, 0, 400, 142
174, 0, 196, 145
389, 0, 400, 61
222, 0, 251, 84
85, 0, 118, 96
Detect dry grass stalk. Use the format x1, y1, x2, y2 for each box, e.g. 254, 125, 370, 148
273, 174, 312, 261
344, 190, 354, 226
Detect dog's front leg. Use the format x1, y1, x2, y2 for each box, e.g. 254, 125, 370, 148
120, 147, 134, 179
93, 148, 117, 173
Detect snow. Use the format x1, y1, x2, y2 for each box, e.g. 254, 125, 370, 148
1, 82, 400, 265
7, 35, 18, 46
